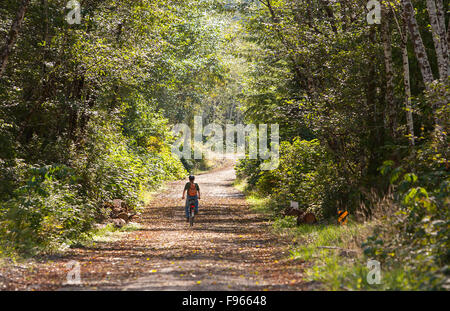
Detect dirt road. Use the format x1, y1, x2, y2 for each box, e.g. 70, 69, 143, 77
1, 165, 308, 291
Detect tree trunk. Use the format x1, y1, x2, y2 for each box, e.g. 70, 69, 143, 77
401, 13, 415, 146
381, 5, 396, 138
402, 0, 435, 90
435, 0, 448, 66
447, 18, 450, 47
426, 0, 449, 80
0, 0, 31, 77
387, 1, 415, 145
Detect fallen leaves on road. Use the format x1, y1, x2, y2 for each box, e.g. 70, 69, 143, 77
0, 166, 308, 291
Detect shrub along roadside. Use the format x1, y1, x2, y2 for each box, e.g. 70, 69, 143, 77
236, 170, 449, 290
0, 113, 186, 257
235, 100, 449, 290
235, 138, 348, 219
233, 184, 372, 290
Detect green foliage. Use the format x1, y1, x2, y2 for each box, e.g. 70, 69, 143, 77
237, 138, 343, 218
234, 1, 449, 290
0, 0, 448, 293
0, 0, 197, 254
0, 164, 95, 255
362, 120, 449, 290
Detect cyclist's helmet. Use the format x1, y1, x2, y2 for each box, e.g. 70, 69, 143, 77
189, 175, 195, 181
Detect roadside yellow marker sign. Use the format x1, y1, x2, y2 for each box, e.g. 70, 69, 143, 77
337, 210, 349, 225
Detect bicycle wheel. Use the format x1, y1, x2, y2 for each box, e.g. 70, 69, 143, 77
189, 206, 194, 226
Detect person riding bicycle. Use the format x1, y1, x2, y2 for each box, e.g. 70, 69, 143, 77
181, 175, 200, 222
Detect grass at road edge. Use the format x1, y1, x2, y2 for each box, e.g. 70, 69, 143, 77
233, 178, 388, 290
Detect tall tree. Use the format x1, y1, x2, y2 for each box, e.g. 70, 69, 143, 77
257, 0, 308, 92
0, 0, 31, 77
381, 4, 396, 138
435, 0, 448, 60
388, 1, 415, 145
401, 0, 435, 90
448, 17, 450, 46
401, 11, 415, 146
426, 0, 449, 80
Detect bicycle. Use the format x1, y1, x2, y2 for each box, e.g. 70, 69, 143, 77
187, 197, 196, 227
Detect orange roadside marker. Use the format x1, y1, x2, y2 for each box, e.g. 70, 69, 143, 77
337, 210, 349, 225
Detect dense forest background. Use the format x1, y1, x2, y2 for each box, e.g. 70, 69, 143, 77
0, 0, 448, 290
